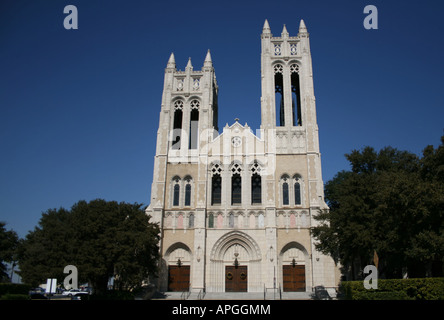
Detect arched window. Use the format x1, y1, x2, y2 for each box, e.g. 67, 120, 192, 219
274, 64, 284, 127
290, 64, 302, 126
283, 182, 289, 205
184, 176, 192, 206
294, 182, 301, 205
173, 185, 180, 206
185, 184, 191, 206
231, 163, 242, 205
208, 213, 214, 228
212, 175, 221, 205
251, 162, 262, 204
281, 175, 290, 206
172, 176, 181, 206
293, 174, 302, 205
232, 174, 242, 204
189, 100, 199, 149
251, 173, 262, 204
172, 100, 184, 150
211, 163, 222, 205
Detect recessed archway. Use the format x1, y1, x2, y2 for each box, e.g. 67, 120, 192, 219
208, 231, 262, 292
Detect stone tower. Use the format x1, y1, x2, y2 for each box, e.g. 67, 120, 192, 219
146, 20, 338, 295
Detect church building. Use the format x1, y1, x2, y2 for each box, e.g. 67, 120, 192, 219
146, 19, 338, 294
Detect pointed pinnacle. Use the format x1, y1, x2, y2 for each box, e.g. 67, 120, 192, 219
186, 57, 193, 69
281, 24, 289, 37
262, 19, 271, 33
204, 49, 212, 67
167, 52, 176, 68
299, 19, 307, 33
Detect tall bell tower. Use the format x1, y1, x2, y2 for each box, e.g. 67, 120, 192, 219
260, 19, 334, 290
260, 19, 325, 207
148, 50, 218, 224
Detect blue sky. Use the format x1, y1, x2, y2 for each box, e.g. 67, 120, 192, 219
1, 0, 443, 238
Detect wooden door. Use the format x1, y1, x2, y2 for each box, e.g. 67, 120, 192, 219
168, 266, 190, 291
225, 266, 248, 292
283, 265, 305, 292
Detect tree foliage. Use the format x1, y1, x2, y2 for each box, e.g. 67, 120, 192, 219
17, 199, 160, 292
0, 222, 19, 282
312, 137, 444, 280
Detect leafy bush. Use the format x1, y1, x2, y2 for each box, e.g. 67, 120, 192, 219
340, 278, 444, 300
0, 294, 29, 300
0, 283, 32, 297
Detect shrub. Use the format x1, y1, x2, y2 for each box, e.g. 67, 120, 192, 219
0, 294, 30, 300
340, 278, 444, 300
0, 283, 32, 298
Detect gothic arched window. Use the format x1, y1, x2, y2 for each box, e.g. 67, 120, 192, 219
281, 175, 290, 206
232, 174, 242, 204
189, 100, 199, 149
251, 162, 262, 204
293, 174, 302, 205
290, 64, 302, 126
211, 163, 222, 205
173, 184, 180, 206
185, 183, 191, 206
251, 173, 261, 204
172, 100, 184, 150
231, 163, 242, 205
274, 64, 284, 127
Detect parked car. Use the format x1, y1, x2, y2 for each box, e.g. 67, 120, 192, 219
29, 287, 45, 295
62, 289, 89, 297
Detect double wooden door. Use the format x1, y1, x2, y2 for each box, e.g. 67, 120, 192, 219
283, 265, 306, 292
225, 266, 248, 292
168, 266, 190, 291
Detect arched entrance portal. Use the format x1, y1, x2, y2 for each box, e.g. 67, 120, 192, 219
208, 231, 262, 292
279, 242, 310, 292
165, 242, 192, 292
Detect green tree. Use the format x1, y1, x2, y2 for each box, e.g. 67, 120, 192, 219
0, 222, 19, 282
17, 199, 160, 293
312, 138, 444, 280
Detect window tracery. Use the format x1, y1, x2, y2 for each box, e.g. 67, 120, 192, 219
290, 64, 300, 74
211, 163, 222, 205
193, 78, 200, 91
290, 43, 297, 55
274, 64, 283, 74
274, 43, 282, 56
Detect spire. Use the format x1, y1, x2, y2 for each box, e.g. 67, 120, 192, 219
262, 19, 271, 34
281, 24, 289, 37
166, 52, 176, 68
298, 19, 307, 34
204, 49, 212, 67
186, 57, 193, 70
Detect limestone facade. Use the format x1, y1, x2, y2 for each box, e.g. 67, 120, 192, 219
146, 19, 339, 293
